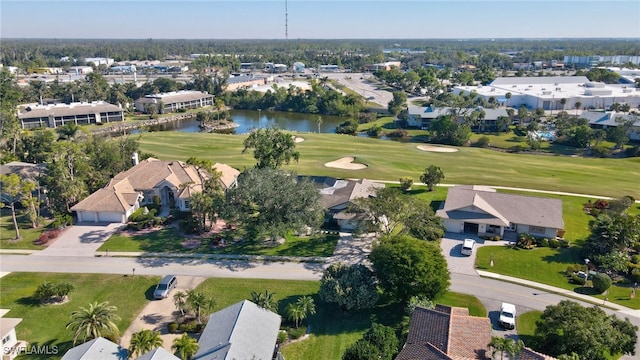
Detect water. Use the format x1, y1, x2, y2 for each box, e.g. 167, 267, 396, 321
158, 109, 348, 134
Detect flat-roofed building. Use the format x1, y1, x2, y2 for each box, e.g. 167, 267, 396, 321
226, 75, 268, 91
134, 90, 214, 113
454, 76, 640, 111
17, 101, 124, 129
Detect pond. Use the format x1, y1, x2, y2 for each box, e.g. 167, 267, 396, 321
152, 109, 348, 134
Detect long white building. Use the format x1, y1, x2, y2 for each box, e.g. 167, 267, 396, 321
454, 76, 640, 111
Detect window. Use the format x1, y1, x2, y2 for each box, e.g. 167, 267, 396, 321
184, 200, 190, 209
3, 334, 11, 345
529, 226, 545, 234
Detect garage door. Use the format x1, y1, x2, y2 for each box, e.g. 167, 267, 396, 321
78, 211, 97, 222
97, 211, 125, 223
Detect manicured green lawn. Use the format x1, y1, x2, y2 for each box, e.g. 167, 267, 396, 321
0, 210, 48, 250
98, 227, 338, 257
0, 273, 158, 360
516, 310, 542, 347
138, 131, 640, 198
439, 291, 487, 317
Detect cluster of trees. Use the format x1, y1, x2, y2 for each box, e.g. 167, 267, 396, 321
224, 79, 366, 116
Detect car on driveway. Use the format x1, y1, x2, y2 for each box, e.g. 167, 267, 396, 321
153, 275, 177, 299
499, 302, 516, 329
461, 238, 476, 256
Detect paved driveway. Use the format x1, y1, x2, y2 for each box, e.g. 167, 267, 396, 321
120, 276, 206, 351
440, 233, 507, 276
33, 223, 123, 257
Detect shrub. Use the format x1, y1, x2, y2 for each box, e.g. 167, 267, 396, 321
631, 255, 640, 264
571, 273, 587, 285
539, 238, 549, 247
46, 229, 61, 239
168, 322, 179, 333
590, 144, 611, 158
559, 239, 570, 248
53, 281, 75, 299
516, 233, 536, 249
286, 326, 307, 340
475, 136, 491, 148
631, 268, 640, 283
387, 129, 409, 138
509, 144, 527, 153
566, 264, 585, 276
591, 273, 612, 294
399, 177, 413, 192
624, 145, 640, 157
277, 330, 287, 344
34, 281, 55, 301
549, 238, 560, 248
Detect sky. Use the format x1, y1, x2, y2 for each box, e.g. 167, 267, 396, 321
1, 0, 639, 39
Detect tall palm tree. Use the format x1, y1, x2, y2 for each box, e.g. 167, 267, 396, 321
172, 333, 199, 360
129, 329, 163, 358
173, 291, 187, 316
285, 302, 305, 328
250, 290, 276, 311
66, 301, 121, 345
296, 296, 316, 319
186, 290, 215, 323
574, 101, 582, 116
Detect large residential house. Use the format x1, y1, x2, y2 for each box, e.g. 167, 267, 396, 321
397, 305, 556, 360
17, 101, 125, 129
0, 309, 26, 360
581, 111, 640, 141
194, 300, 281, 360
436, 186, 564, 240
305, 177, 384, 231
134, 90, 214, 114
70, 157, 239, 223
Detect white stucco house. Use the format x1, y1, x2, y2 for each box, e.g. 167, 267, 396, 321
0, 310, 26, 360
436, 186, 564, 240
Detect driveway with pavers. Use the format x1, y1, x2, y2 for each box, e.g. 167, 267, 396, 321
33, 223, 123, 257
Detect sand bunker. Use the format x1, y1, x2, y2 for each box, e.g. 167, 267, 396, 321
293, 136, 305, 143
324, 157, 367, 170
417, 145, 459, 153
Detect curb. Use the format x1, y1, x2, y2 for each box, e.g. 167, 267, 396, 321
97, 251, 328, 264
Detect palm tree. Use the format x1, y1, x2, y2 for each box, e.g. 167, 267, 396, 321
504, 92, 512, 107
172, 333, 199, 360
488, 336, 524, 360
250, 290, 277, 311
56, 122, 81, 141
285, 302, 305, 328
186, 290, 215, 323
296, 296, 316, 319
560, 98, 567, 110
66, 301, 121, 345
129, 329, 163, 358
173, 291, 187, 316
574, 101, 582, 116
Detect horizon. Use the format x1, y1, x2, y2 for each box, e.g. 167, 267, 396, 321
2, 1, 639, 40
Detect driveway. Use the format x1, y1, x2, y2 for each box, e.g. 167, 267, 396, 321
440, 233, 506, 276
33, 223, 123, 257
120, 276, 206, 351
330, 232, 375, 265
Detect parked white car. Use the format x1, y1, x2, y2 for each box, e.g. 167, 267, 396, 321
499, 302, 516, 330
461, 238, 476, 256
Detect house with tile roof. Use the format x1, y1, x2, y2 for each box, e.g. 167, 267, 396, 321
397, 305, 557, 360
194, 300, 281, 360
436, 186, 564, 240
396, 304, 491, 360
304, 177, 385, 231
61, 337, 128, 360
71, 158, 239, 223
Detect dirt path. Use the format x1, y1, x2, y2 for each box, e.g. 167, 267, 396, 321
120, 276, 206, 351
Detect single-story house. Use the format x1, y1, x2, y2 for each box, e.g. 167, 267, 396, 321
304, 177, 384, 231
61, 337, 128, 360
436, 186, 564, 240
17, 101, 125, 129
71, 158, 239, 223
396, 304, 491, 360
136, 347, 180, 360
407, 105, 509, 132
194, 300, 281, 360
134, 90, 214, 114
581, 111, 640, 141
0, 309, 26, 360
396, 305, 557, 360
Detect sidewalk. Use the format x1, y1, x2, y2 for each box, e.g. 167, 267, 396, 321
101, 251, 328, 263
477, 270, 640, 318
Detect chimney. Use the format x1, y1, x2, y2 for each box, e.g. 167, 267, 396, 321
132, 152, 139, 166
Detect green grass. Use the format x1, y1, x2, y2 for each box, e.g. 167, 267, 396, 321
138, 131, 640, 198
98, 227, 338, 257
0, 273, 159, 360
516, 310, 542, 348
0, 209, 48, 250
438, 291, 487, 317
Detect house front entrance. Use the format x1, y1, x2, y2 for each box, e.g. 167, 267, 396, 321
463, 222, 479, 234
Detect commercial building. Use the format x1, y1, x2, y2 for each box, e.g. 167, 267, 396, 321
564, 55, 640, 68
134, 90, 214, 113
226, 75, 268, 91
454, 76, 640, 111
83, 57, 114, 66
17, 101, 125, 129
365, 61, 401, 71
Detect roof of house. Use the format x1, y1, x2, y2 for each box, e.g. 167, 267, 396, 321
581, 111, 640, 127
135, 90, 213, 105
71, 158, 209, 213
407, 106, 508, 120
396, 305, 491, 360
136, 347, 181, 360
517, 348, 558, 360
194, 300, 281, 360
436, 186, 564, 229
0, 317, 22, 339
304, 177, 384, 210
0, 161, 45, 182
61, 337, 128, 360
17, 102, 123, 119
213, 163, 240, 189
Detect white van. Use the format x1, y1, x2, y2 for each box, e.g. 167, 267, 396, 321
461, 238, 476, 256
499, 302, 517, 329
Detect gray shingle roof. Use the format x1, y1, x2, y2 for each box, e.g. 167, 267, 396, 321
436, 186, 564, 229
17, 102, 123, 119
61, 337, 128, 360
136, 347, 180, 360
194, 300, 281, 360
